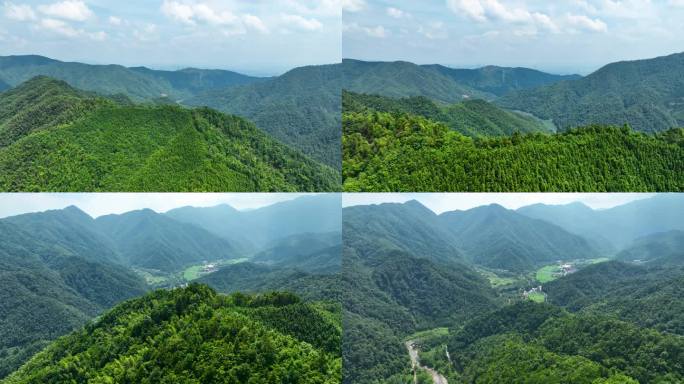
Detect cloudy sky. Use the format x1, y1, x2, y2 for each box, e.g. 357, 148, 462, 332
0, 0, 341, 75
343, 193, 656, 214
343, 0, 684, 74
0, 193, 328, 218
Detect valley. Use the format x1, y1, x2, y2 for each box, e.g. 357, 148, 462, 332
342, 194, 684, 384
0, 194, 342, 381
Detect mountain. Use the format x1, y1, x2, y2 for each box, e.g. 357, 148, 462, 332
0, 55, 262, 101
166, 194, 343, 248
187, 64, 341, 167
343, 59, 490, 103
252, 232, 342, 273
343, 108, 684, 191
343, 200, 463, 264
544, 261, 684, 335
95, 209, 240, 272
0, 79, 10, 92
0, 77, 340, 192
0, 220, 147, 378
518, 194, 684, 249
499, 52, 684, 133
343, 91, 553, 136
440, 301, 684, 383
439, 204, 600, 272
425, 64, 581, 97
4, 284, 341, 383
616, 230, 684, 265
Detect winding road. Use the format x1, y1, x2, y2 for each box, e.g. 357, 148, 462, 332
405, 341, 448, 384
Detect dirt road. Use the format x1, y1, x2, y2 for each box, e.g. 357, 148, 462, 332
405, 341, 448, 384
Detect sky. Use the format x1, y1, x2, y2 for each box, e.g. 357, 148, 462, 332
0, 193, 328, 218
342, 193, 656, 214
0, 0, 342, 75
342, 0, 684, 74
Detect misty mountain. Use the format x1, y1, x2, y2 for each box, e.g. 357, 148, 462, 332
518, 194, 684, 250
616, 230, 684, 266
252, 232, 342, 273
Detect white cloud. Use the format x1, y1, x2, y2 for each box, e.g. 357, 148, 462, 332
565, 13, 608, 32
418, 21, 448, 39
88, 30, 107, 41
447, 0, 558, 32
282, 14, 323, 31
387, 7, 407, 18
38, 0, 92, 21
243, 14, 269, 34
39, 17, 79, 37
342, 0, 365, 12
108, 16, 121, 25
447, 0, 486, 21
133, 23, 158, 42
3, 1, 36, 21
283, 0, 342, 17
345, 22, 386, 38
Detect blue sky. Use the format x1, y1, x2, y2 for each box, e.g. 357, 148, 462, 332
0, 0, 342, 75
343, 0, 684, 74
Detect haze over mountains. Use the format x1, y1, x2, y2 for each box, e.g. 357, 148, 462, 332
342, 194, 684, 383
0, 194, 341, 379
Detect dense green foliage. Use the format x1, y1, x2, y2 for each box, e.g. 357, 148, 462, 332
4, 285, 341, 384
499, 52, 684, 133
343, 91, 552, 136
0, 55, 261, 101
343, 108, 684, 191
0, 219, 147, 378
0, 77, 339, 191
253, 232, 342, 274
188, 64, 341, 167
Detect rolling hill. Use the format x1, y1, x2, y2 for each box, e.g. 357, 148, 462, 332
252, 232, 342, 273
187, 64, 341, 167
0, 77, 339, 192
343, 91, 553, 136
499, 52, 684, 133
4, 285, 341, 384
616, 230, 684, 265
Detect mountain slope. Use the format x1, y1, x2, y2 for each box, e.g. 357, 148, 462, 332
4, 285, 341, 384
439, 204, 600, 272
343, 91, 553, 136
252, 232, 342, 273
616, 230, 684, 265
187, 64, 341, 167
0, 77, 339, 192
0, 55, 262, 101
518, 194, 684, 249
343, 59, 490, 103
425, 64, 581, 97
343, 109, 684, 191
0, 79, 9, 92
95, 209, 240, 272
0, 220, 147, 378
499, 52, 684, 132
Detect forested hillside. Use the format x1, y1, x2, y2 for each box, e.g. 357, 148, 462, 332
4, 285, 341, 384
343, 91, 552, 136
343, 107, 684, 191
499, 52, 684, 133
0, 77, 339, 192
188, 64, 341, 167
342, 196, 684, 383
616, 230, 684, 265
0, 219, 147, 378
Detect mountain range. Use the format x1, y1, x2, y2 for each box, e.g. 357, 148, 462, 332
0, 55, 339, 168
0, 76, 339, 191
342, 195, 684, 383
0, 194, 342, 379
